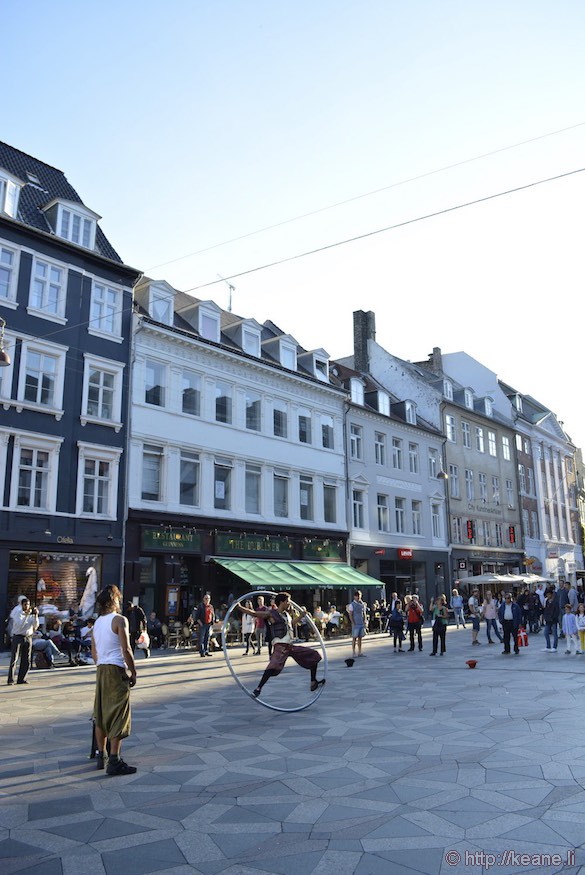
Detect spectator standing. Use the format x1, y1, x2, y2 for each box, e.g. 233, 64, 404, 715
388, 600, 405, 652
430, 595, 449, 656
482, 592, 503, 645
557, 585, 569, 638
347, 590, 368, 658
406, 595, 424, 652
562, 604, 579, 655
498, 593, 522, 655
7, 597, 39, 685
542, 590, 560, 652
467, 588, 482, 646
450, 589, 466, 629
195, 594, 215, 658
92, 585, 137, 775
126, 602, 149, 659
575, 603, 585, 653
241, 601, 257, 654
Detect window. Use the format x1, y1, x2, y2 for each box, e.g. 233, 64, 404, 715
280, 343, 297, 370
350, 378, 364, 405
428, 448, 439, 479
405, 401, 416, 424
145, 360, 165, 407
461, 421, 471, 448
475, 427, 484, 453
374, 432, 386, 466
242, 328, 261, 357
90, 281, 122, 337
481, 520, 491, 544
409, 443, 419, 474
445, 414, 456, 442
449, 464, 460, 498
352, 489, 365, 528
214, 458, 232, 510
526, 468, 534, 495
518, 464, 526, 493
506, 479, 514, 507
488, 431, 497, 456
523, 437, 531, 454
151, 289, 173, 325
142, 445, 163, 501
321, 415, 334, 449
394, 497, 405, 533
443, 379, 453, 400
245, 391, 261, 431
431, 503, 441, 538
452, 517, 462, 543
465, 469, 474, 501
378, 392, 390, 416
180, 451, 200, 506
412, 499, 422, 535
495, 523, 503, 547
0, 244, 17, 302
464, 389, 474, 409
502, 435, 511, 460
300, 475, 313, 520
81, 355, 123, 428
245, 464, 261, 514
199, 308, 220, 342
29, 258, 65, 318
492, 476, 500, 504
531, 510, 539, 539
479, 472, 487, 502
515, 434, 523, 451
298, 410, 312, 443
273, 400, 288, 438
24, 350, 57, 407
323, 483, 337, 523
392, 437, 402, 469
377, 494, 389, 532
58, 206, 94, 248
274, 471, 289, 517
182, 370, 201, 416
215, 381, 232, 424
484, 398, 493, 416
350, 424, 363, 460
0, 173, 20, 217
82, 458, 110, 515
314, 358, 329, 381
17, 447, 49, 508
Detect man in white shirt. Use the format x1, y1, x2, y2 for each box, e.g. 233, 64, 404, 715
325, 606, 341, 639
467, 588, 481, 646
7, 597, 39, 685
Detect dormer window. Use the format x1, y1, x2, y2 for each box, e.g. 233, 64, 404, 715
378, 391, 390, 416
350, 378, 364, 405
443, 379, 453, 400
298, 347, 329, 381
0, 170, 21, 219
242, 327, 261, 357
464, 389, 474, 409
280, 342, 297, 370
44, 200, 99, 250
514, 394, 523, 413
314, 358, 329, 381
197, 302, 221, 342
484, 398, 493, 416
151, 287, 173, 326
405, 400, 417, 424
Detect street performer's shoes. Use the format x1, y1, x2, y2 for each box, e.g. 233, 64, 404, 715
310, 679, 326, 692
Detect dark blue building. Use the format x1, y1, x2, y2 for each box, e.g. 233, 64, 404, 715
0, 142, 140, 631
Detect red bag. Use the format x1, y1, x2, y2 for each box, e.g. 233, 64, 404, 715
517, 627, 529, 647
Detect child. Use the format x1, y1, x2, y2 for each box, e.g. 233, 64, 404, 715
562, 604, 579, 655
575, 603, 585, 655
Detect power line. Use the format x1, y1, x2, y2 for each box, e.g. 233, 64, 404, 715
145, 120, 585, 273
179, 165, 585, 296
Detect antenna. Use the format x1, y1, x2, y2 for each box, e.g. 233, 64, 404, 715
217, 274, 236, 312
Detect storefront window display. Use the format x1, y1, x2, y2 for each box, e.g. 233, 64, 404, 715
7, 552, 102, 618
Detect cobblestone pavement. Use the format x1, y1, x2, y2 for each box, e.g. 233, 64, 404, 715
1, 624, 585, 875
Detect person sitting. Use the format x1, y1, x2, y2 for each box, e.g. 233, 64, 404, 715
32, 630, 66, 668
48, 618, 85, 665
146, 611, 163, 648
325, 606, 341, 639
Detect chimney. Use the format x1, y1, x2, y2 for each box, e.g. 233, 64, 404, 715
353, 310, 376, 373
428, 346, 442, 374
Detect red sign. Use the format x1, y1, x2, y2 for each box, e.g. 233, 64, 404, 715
398, 548, 413, 560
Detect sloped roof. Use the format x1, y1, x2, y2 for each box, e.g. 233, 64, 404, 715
0, 141, 122, 263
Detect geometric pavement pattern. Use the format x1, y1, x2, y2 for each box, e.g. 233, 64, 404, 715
1, 624, 584, 875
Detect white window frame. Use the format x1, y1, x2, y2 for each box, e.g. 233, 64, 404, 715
488, 431, 497, 456
214, 457, 232, 510
479, 472, 487, 502
76, 441, 121, 519
180, 450, 200, 508
242, 327, 261, 357
150, 287, 173, 326
464, 389, 474, 409
273, 399, 288, 438
428, 448, 438, 479
465, 469, 474, 501
321, 414, 334, 449
461, 421, 471, 449
314, 357, 329, 381
431, 503, 441, 539
443, 379, 453, 400
350, 378, 364, 405
181, 369, 201, 417
506, 479, 514, 507
352, 489, 365, 529
377, 494, 390, 532
409, 442, 419, 474
298, 408, 312, 444
55, 202, 97, 249
81, 353, 124, 431
484, 398, 493, 416
245, 390, 262, 431
492, 476, 500, 504
378, 392, 390, 416
405, 400, 416, 424
502, 435, 511, 460
475, 426, 485, 453
452, 516, 462, 543
199, 303, 220, 342
394, 497, 405, 534
350, 424, 363, 460
280, 341, 297, 370
374, 432, 386, 466
323, 482, 337, 524
274, 470, 289, 518
245, 464, 262, 514
16, 337, 67, 420
142, 444, 164, 502
28, 254, 67, 323
445, 414, 456, 442
215, 380, 232, 424
449, 464, 460, 498
0, 241, 19, 305
412, 499, 422, 535
0, 171, 21, 218
392, 437, 403, 469
144, 359, 167, 408
9, 431, 63, 512
89, 278, 124, 340
300, 475, 314, 521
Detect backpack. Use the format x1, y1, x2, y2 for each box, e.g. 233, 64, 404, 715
34, 651, 51, 669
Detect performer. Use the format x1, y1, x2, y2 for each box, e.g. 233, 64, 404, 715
239, 592, 325, 698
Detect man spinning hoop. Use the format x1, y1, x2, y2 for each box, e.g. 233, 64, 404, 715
239, 592, 326, 698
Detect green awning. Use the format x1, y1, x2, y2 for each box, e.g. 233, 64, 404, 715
210, 557, 381, 590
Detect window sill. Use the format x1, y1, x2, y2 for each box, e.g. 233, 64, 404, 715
8, 400, 64, 421
26, 306, 67, 325
88, 328, 123, 344
80, 415, 122, 433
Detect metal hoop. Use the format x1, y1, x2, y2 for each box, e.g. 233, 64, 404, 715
221, 590, 328, 713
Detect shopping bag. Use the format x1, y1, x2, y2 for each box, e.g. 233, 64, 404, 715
516, 627, 529, 648
136, 631, 150, 650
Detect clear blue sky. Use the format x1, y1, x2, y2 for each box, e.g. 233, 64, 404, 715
4, 1, 585, 449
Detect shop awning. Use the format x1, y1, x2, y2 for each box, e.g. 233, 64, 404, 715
210, 557, 381, 590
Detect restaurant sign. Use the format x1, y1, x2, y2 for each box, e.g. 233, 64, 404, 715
303, 540, 345, 560
216, 533, 293, 557
141, 527, 202, 553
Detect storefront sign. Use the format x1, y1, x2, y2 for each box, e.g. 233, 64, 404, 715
141, 527, 202, 552
398, 548, 413, 560
216, 533, 293, 557
303, 540, 344, 560
525, 556, 543, 573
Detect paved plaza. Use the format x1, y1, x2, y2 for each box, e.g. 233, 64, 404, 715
1, 623, 585, 875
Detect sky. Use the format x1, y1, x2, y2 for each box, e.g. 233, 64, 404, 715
4, 0, 585, 448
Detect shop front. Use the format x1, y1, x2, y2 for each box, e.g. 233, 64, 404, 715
350, 545, 449, 608
452, 546, 524, 593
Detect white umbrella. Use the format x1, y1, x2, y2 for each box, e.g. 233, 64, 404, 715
456, 573, 514, 585
80, 567, 98, 618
